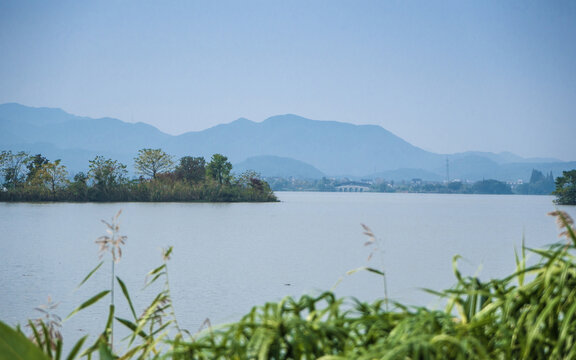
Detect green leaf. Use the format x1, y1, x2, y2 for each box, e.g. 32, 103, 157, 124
116, 276, 137, 320
144, 264, 166, 288
66, 290, 110, 320
452, 255, 464, 283
98, 339, 115, 360
525, 296, 561, 358
54, 339, 62, 360
365, 267, 386, 276
146, 272, 166, 287
104, 304, 115, 338
149, 321, 172, 337
163, 246, 173, 259
27, 320, 42, 350
77, 261, 103, 289
115, 317, 148, 338
0, 320, 51, 360
65, 335, 87, 360
147, 264, 166, 277
345, 266, 366, 276
39, 321, 52, 356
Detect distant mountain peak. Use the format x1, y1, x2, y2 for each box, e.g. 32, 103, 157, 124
266, 113, 307, 120
263, 114, 363, 131
206, 117, 256, 132
233, 117, 255, 124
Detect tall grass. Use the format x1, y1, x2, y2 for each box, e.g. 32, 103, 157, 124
1, 210, 576, 359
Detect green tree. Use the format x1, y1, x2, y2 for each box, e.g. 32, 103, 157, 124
235, 170, 261, 188
0, 150, 30, 188
553, 170, 576, 205
134, 148, 175, 179
26, 154, 49, 183
207, 154, 232, 185
175, 156, 206, 183
88, 156, 128, 199
472, 179, 512, 194
68, 172, 89, 200
530, 169, 545, 184
37, 159, 69, 196
447, 181, 464, 192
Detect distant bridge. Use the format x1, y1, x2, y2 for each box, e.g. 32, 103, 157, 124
336, 184, 371, 192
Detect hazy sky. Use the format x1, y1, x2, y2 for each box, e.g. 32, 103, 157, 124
1, 1, 575, 160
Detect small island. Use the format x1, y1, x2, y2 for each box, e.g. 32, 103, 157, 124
0, 149, 277, 202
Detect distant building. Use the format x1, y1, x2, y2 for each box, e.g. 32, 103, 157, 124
411, 178, 422, 185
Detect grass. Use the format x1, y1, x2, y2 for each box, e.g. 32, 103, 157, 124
1, 210, 576, 359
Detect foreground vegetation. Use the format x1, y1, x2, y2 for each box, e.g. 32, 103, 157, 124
0, 150, 276, 202
1, 210, 576, 359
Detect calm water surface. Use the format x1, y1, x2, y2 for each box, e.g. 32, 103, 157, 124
1, 192, 574, 345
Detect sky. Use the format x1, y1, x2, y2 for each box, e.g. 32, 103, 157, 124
1, 0, 575, 160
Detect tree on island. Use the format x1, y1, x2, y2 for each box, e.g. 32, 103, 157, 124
175, 156, 206, 183
88, 156, 128, 200
207, 154, 232, 185
134, 148, 175, 179
35, 159, 69, 196
0, 150, 30, 189
553, 170, 576, 205
26, 154, 49, 183
0, 149, 277, 202
68, 172, 89, 200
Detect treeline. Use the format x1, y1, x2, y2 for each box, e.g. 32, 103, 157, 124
0, 149, 277, 202
266, 169, 561, 196
267, 176, 517, 194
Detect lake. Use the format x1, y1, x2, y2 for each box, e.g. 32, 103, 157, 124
1, 192, 574, 347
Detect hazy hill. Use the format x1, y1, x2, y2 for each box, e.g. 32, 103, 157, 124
449, 151, 559, 165
0, 103, 171, 153
165, 114, 444, 176
0, 103, 171, 173
1, 103, 574, 181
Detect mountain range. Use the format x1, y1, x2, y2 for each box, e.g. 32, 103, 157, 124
0, 103, 574, 181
